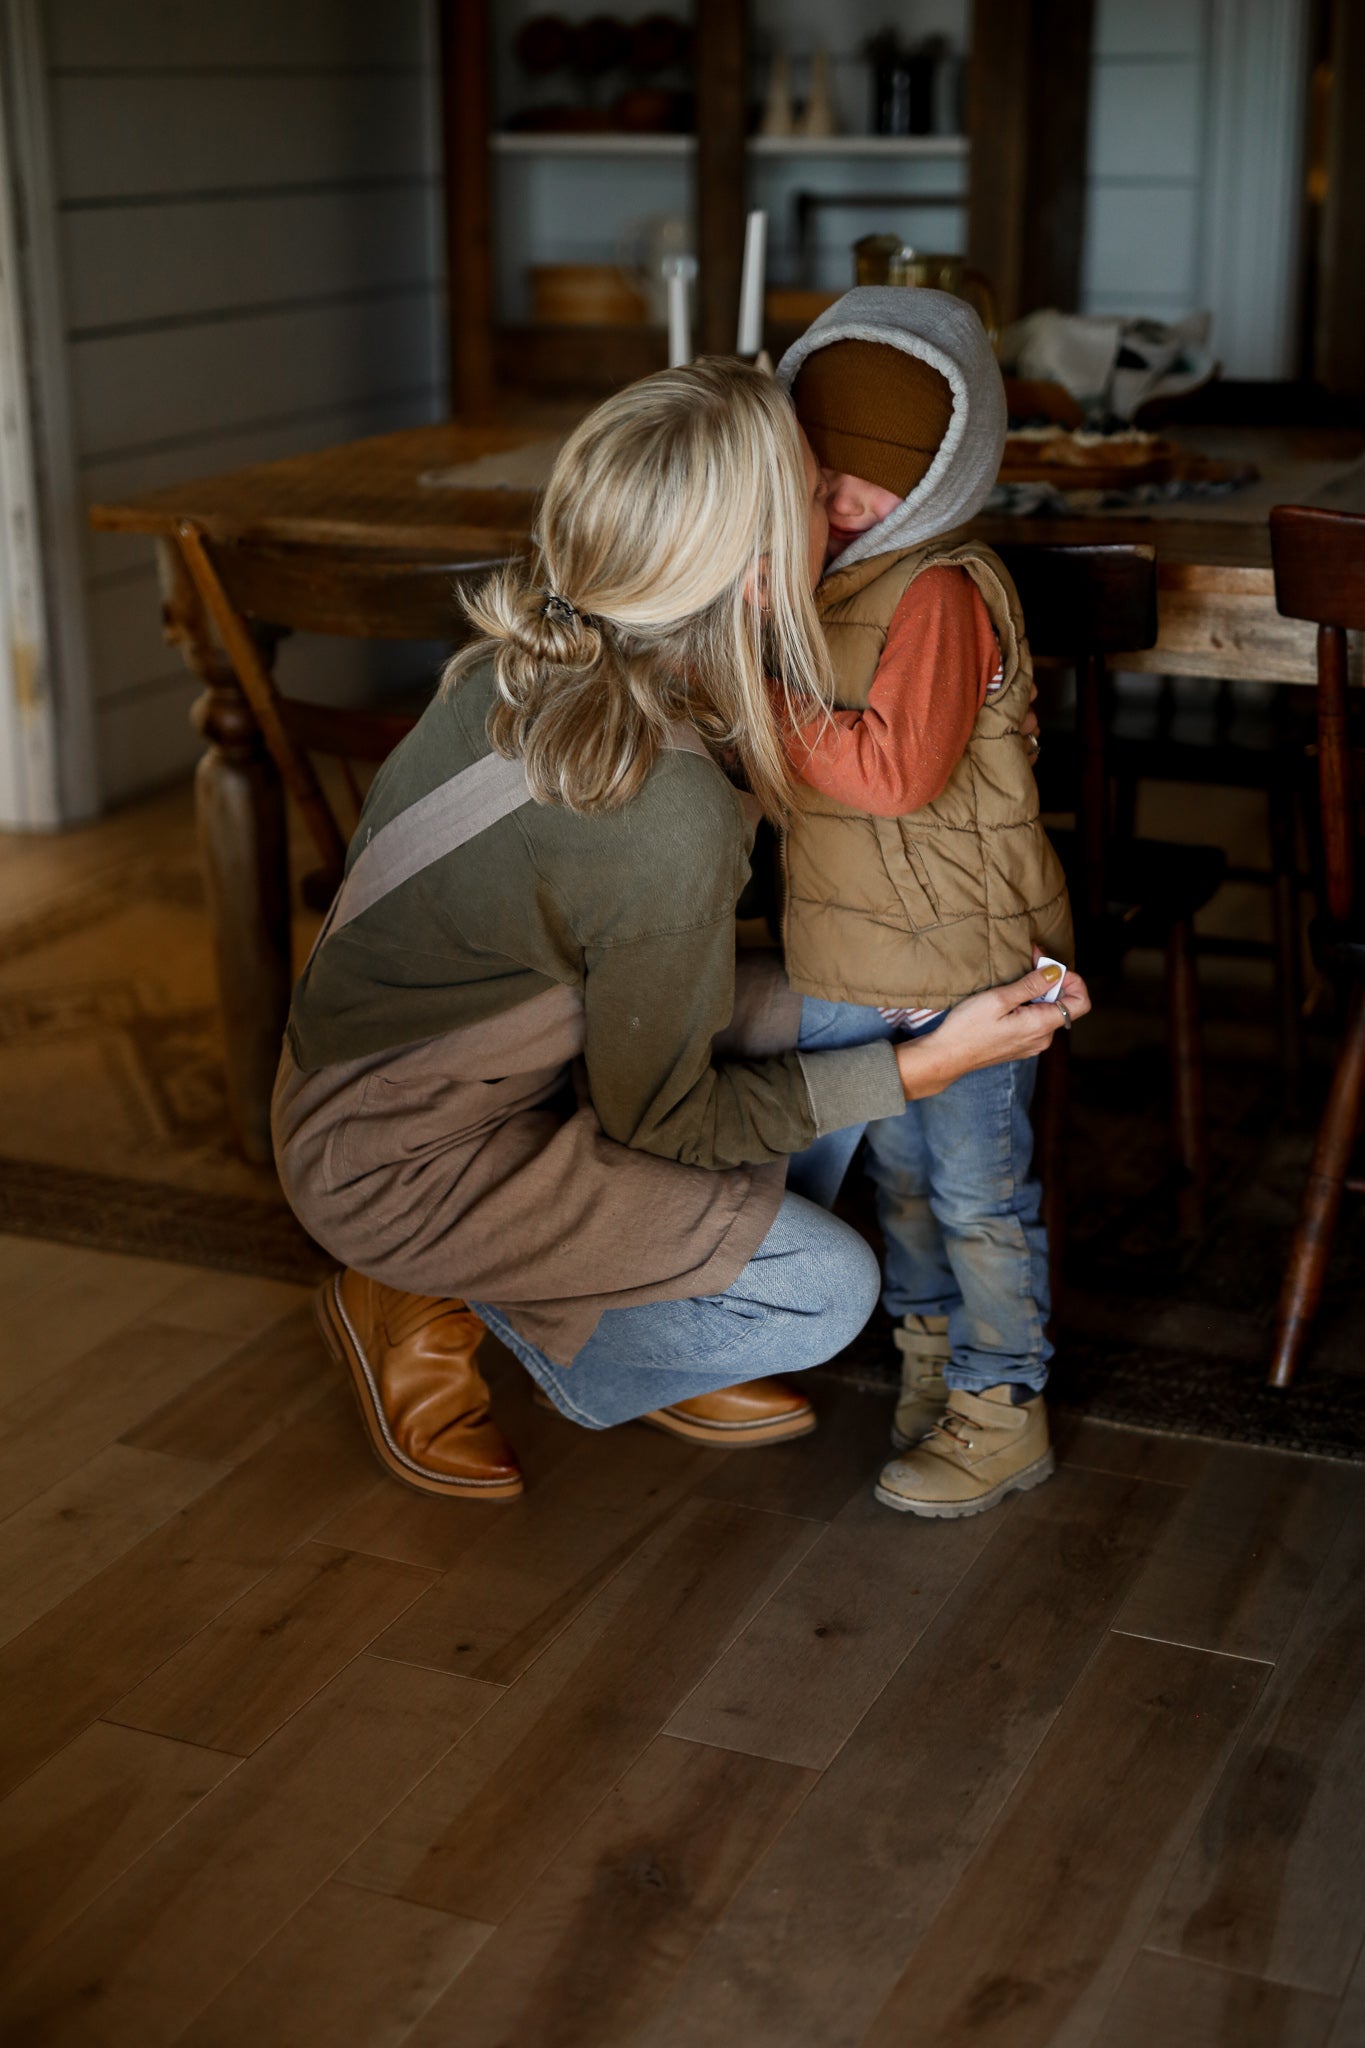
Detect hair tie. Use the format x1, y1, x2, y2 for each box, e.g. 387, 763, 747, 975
542, 591, 580, 626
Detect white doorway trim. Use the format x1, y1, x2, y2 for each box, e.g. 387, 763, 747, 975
1200, 0, 1312, 380
0, 0, 98, 825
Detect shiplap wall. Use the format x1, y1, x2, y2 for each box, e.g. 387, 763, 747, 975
1082, 0, 1209, 323
44, 0, 446, 807
1081, 0, 1309, 375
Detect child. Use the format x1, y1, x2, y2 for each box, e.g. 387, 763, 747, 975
777, 287, 1076, 1519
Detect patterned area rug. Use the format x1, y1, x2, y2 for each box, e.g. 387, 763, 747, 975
0, 791, 329, 1285
3, 787, 1363, 1458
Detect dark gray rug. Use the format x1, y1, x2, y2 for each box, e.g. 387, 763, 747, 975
0, 1154, 331, 1286
5, 1007, 1362, 1460
830, 1040, 1365, 1464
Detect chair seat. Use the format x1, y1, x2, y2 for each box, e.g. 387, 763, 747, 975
277, 685, 435, 763
1047, 830, 1228, 951
1106, 729, 1301, 792
1037, 719, 1306, 805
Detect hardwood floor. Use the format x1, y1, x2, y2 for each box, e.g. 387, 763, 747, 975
0, 1233, 1361, 2046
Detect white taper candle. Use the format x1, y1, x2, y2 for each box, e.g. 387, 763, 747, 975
663, 254, 696, 367
736, 210, 767, 356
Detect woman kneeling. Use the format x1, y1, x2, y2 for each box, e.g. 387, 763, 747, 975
273, 360, 1076, 1500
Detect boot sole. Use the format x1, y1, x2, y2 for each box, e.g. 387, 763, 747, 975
532, 1387, 816, 1447
642, 1405, 817, 1448
314, 1277, 524, 1502
874, 1448, 1055, 1519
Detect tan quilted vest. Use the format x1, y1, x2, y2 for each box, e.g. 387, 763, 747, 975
783, 541, 1073, 1007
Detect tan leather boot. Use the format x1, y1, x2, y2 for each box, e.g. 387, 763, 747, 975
644, 1379, 816, 1446
890, 1313, 951, 1450
874, 1384, 1052, 1518
315, 1270, 523, 1500
533, 1376, 816, 1446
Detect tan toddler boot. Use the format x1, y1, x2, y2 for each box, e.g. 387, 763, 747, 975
891, 1313, 951, 1450
875, 1384, 1053, 1519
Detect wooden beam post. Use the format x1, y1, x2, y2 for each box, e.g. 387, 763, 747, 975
968, 0, 1094, 326
440, 0, 495, 416
1315, 0, 1365, 395
966, 0, 1031, 327
695, 0, 748, 357
1021, 0, 1094, 314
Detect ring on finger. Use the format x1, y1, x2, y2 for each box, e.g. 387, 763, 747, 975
1057, 1000, 1072, 1029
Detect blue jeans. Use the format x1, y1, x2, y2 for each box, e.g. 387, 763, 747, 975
788, 996, 1051, 1394
470, 1189, 880, 1429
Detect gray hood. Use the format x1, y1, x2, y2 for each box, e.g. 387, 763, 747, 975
777, 286, 1006, 573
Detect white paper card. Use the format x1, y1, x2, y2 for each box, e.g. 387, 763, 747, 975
1032, 956, 1067, 1004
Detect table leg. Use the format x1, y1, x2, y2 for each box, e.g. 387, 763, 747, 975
158, 539, 291, 1165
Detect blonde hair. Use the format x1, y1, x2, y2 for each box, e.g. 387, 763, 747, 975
443, 357, 831, 819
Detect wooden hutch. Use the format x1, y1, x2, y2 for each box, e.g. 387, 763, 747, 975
437, 0, 1094, 414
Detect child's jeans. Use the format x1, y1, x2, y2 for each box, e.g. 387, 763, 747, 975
790, 996, 1051, 1395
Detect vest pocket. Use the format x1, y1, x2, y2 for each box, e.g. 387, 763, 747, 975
871, 819, 941, 931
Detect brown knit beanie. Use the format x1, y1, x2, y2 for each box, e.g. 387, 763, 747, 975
792, 338, 954, 496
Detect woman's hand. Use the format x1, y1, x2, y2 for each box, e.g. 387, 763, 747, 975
894, 964, 1091, 1100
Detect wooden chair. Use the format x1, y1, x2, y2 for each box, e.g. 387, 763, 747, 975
176, 522, 512, 901
1267, 504, 1365, 1387
996, 542, 1226, 1238
1098, 675, 1308, 1105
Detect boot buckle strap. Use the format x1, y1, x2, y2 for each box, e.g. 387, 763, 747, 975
931, 1409, 975, 1451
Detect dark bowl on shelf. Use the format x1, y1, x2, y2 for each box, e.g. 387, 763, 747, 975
630, 13, 691, 71
515, 14, 576, 74
613, 87, 691, 132
577, 14, 631, 74
506, 105, 617, 133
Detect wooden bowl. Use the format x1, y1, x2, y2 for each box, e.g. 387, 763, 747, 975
529, 265, 649, 326
764, 288, 840, 326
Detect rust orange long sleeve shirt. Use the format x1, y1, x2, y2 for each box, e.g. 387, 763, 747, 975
787, 565, 1002, 818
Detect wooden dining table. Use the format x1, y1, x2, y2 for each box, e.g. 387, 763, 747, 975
90, 417, 1365, 1160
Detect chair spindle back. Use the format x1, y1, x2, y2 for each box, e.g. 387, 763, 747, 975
1270, 505, 1365, 927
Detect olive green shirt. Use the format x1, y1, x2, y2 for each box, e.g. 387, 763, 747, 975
286, 661, 904, 1171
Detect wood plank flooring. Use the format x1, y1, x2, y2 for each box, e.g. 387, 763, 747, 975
0, 1231, 1361, 2046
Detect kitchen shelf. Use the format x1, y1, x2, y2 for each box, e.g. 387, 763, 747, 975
493, 131, 693, 156
448, 0, 1090, 408
492, 132, 968, 159
750, 135, 968, 157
